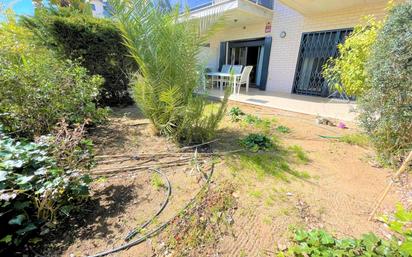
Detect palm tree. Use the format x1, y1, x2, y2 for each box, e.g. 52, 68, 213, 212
110, 0, 229, 144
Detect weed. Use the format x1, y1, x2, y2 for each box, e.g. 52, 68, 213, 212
156, 183, 237, 256
240, 133, 274, 152
338, 133, 370, 147
229, 152, 310, 181
288, 145, 310, 164
249, 190, 263, 199
229, 107, 245, 122
276, 125, 291, 134
151, 173, 165, 190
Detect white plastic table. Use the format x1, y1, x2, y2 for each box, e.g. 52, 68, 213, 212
207, 72, 241, 93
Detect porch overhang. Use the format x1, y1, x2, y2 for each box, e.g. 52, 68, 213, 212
189, 0, 273, 23
277, 0, 388, 15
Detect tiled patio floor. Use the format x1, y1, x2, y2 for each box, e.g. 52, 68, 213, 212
207, 88, 357, 121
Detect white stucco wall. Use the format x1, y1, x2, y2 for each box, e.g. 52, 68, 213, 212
203, 0, 390, 93
90, 0, 106, 18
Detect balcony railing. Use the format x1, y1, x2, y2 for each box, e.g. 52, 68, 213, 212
169, 0, 273, 12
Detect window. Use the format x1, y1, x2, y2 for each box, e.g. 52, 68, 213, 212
292, 29, 353, 97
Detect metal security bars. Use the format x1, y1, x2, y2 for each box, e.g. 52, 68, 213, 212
292, 28, 353, 97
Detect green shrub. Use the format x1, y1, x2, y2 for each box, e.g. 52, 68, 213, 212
240, 134, 274, 152
323, 17, 383, 97
229, 107, 245, 122
111, 0, 228, 144
22, 9, 136, 106
359, 1, 412, 165
0, 128, 92, 251
0, 17, 107, 138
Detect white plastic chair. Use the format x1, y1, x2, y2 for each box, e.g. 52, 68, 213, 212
233, 66, 253, 94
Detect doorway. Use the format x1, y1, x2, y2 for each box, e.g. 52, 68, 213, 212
220, 37, 271, 90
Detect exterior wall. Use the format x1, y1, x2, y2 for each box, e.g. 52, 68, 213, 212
202, 0, 390, 93
266, 0, 389, 93
90, 0, 108, 18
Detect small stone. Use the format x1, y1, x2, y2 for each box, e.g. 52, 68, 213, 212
286, 192, 293, 196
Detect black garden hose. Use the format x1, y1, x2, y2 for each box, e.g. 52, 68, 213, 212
124, 168, 171, 241
86, 163, 214, 257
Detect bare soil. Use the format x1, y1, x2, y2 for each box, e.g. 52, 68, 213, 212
42, 102, 408, 257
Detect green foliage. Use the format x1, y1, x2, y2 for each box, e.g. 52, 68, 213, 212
281, 205, 412, 256
151, 173, 165, 190
279, 229, 407, 257
240, 134, 274, 152
22, 9, 135, 106
323, 17, 383, 97
359, 1, 412, 165
276, 125, 291, 134
0, 129, 92, 251
0, 17, 107, 138
110, 0, 228, 144
382, 204, 412, 254
243, 114, 274, 134
338, 133, 370, 147
229, 107, 245, 122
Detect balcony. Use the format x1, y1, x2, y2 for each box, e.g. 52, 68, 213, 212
169, 0, 273, 23
170, 0, 273, 12
277, 0, 390, 15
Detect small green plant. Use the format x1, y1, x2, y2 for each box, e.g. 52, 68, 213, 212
244, 114, 263, 125
276, 125, 291, 134
288, 145, 309, 164
279, 229, 405, 257
338, 133, 370, 147
151, 173, 165, 190
229, 107, 245, 122
240, 134, 274, 152
248, 190, 263, 199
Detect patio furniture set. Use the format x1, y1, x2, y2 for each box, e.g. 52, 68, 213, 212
206, 65, 253, 94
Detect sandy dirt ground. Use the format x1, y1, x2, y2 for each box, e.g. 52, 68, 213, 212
46, 102, 409, 257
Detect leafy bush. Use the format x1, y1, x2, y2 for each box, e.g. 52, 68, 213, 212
280, 205, 412, 256
240, 134, 274, 152
0, 128, 92, 251
22, 9, 136, 106
0, 17, 107, 138
359, 1, 412, 165
323, 17, 383, 97
229, 107, 245, 122
110, 0, 228, 144
44, 120, 95, 170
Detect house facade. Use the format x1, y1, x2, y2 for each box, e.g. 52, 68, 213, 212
175, 0, 395, 97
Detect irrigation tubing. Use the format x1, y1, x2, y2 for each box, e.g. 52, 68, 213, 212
86, 162, 214, 257
124, 168, 171, 241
